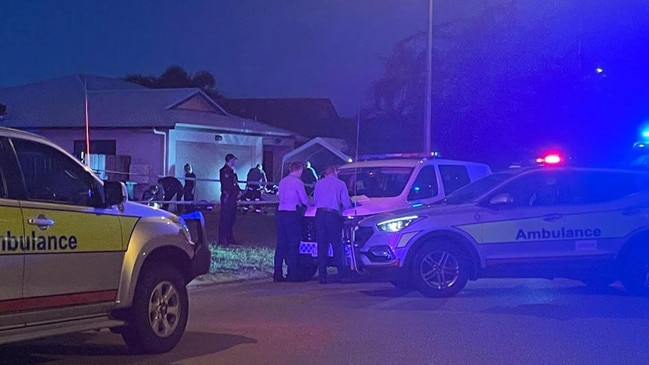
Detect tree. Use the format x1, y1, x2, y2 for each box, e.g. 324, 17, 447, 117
124, 65, 222, 99
361, 1, 649, 167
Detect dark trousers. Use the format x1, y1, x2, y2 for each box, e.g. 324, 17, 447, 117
182, 190, 194, 213
316, 209, 347, 280
218, 199, 237, 245
275, 211, 301, 279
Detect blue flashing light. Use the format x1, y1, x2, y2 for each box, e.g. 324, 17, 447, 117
413, 186, 421, 192
412, 202, 424, 208
595, 67, 604, 74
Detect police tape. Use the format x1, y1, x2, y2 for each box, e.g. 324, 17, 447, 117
94, 168, 287, 186
133, 200, 280, 206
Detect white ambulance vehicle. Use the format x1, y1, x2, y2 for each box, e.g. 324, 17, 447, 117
355, 165, 649, 297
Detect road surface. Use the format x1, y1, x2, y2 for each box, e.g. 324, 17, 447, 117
3, 278, 649, 364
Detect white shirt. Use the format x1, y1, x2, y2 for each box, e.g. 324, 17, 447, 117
277, 174, 311, 211
313, 174, 352, 212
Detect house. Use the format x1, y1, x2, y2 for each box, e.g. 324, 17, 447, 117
0, 75, 297, 201
218, 97, 356, 177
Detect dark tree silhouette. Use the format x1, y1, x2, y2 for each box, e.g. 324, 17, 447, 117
124, 65, 222, 99
361, 1, 649, 167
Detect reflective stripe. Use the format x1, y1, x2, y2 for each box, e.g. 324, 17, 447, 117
0, 290, 117, 313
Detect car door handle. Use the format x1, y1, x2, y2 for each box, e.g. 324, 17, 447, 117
542, 214, 563, 222
27, 217, 55, 227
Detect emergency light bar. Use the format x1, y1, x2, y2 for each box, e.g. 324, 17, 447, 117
358, 152, 440, 161
536, 154, 562, 165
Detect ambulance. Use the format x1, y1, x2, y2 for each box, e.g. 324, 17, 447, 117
0, 127, 210, 353
354, 162, 649, 297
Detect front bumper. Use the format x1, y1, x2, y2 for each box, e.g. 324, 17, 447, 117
181, 211, 211, 279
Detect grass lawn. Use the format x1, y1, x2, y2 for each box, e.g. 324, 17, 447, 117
209, 245, 274, 274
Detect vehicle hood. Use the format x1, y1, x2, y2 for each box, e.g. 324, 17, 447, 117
120, 201, 178, 220
302, 195, 412, 218
359, 203, 479, 227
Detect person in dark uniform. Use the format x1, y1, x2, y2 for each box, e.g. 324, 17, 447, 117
313, 166, 352, 284
301, 160, 318, 196
219, 153, 242, 245
275, 161, 311, 282
243, 163, 267, 212
183, 163, 196, 213
158, 176, 183, 211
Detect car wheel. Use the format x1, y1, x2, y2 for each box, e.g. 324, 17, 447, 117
122, 265, 188, 354
621, 248, 649, 296
291, 254, 318, 281
412, 243, 469, 298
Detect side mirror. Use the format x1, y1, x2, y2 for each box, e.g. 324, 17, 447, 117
489, 193, 514, 206
104, 181, 127, 206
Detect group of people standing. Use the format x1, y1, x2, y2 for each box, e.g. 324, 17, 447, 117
215, 154, 353, 284
274, 161, 352, 284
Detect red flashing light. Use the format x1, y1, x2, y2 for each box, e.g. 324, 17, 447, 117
537, 154, 562, 165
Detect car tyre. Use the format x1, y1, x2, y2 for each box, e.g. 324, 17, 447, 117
621, 247, 649, 296
122, 265, 188, 354
412, 243, 469, 298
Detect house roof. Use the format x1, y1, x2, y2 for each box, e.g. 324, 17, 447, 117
0, 74, 294, 136
218, 98, 355, 139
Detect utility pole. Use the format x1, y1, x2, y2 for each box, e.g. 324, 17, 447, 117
424, 0, 433, 153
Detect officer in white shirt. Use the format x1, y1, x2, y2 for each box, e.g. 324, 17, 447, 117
275, 161, 312, 282
313, 166, 352, 284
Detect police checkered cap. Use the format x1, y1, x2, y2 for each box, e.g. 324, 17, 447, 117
225, 153, 237, 162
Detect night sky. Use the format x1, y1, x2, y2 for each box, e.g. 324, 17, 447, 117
0, 0, 439, 116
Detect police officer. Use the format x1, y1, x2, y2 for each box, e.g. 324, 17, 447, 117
275, 161, 311, 282
313, 166, 352, 284
244, 163, 268, 212
183, 163, 196, 213
301, 160, 318, 196
219, 154, 242, 245
158, 176, 183, 211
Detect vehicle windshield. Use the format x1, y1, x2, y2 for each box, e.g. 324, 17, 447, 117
442, 172, 514, 204
338, 167, 413, 198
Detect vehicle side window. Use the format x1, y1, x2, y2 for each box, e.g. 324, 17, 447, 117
407, 165, 439, 201
568, 171, 649, 204
12, 139, 99, 206
439, 165, 471, 195
490, 171, 570, 208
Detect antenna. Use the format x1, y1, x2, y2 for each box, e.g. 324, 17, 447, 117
84, 76, 91, 166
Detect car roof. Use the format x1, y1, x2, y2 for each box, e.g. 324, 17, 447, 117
340, 158, 490, 169
0, 126, 49, 142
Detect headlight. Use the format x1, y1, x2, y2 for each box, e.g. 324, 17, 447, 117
377, 215, 421, 232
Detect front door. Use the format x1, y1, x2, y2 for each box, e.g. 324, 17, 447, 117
10, 138, 125, 321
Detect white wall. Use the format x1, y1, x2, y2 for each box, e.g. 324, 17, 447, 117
37, 128, 164, 178
169, 128, 263, 201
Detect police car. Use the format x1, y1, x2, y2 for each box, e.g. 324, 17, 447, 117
295, 153, 491, 280
0, 128, 210, 353
354, 163, 649, 297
